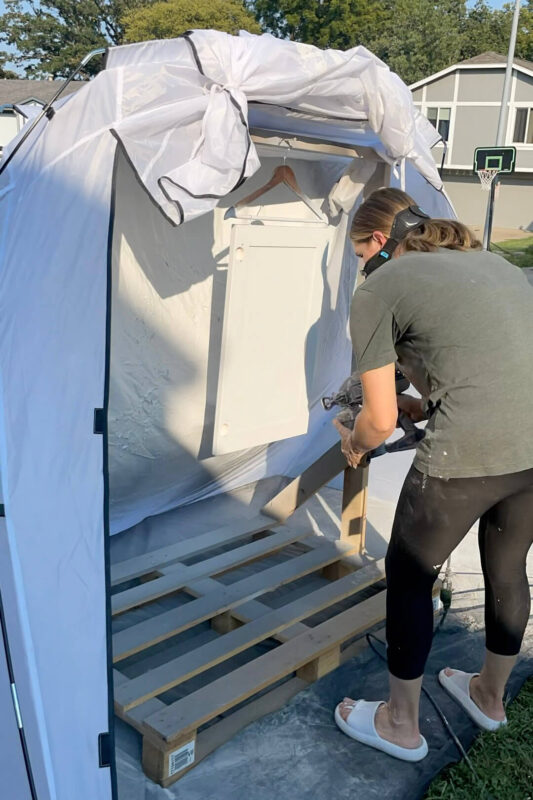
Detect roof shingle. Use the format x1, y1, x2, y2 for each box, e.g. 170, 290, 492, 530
0, 78, 87, 107
459, 50, 533, 71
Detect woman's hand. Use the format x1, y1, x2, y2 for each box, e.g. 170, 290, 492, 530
333, 418, 367, 468
396, 394, 427, 423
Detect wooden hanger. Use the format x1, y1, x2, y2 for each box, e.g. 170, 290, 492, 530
224, 164, 325, 221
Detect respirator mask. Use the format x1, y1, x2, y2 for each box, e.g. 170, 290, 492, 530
361, 204, 430, 278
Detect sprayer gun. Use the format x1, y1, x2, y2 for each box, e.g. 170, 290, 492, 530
321, 368, 425, 458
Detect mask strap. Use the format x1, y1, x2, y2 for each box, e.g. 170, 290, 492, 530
361, 238, 398, 278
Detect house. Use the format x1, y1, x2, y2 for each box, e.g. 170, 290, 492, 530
411, 52, 533, 230
0, 78, 86, 155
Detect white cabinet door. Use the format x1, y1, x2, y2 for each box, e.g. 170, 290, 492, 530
213, 224, 329, 455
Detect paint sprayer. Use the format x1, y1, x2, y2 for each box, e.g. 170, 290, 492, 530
321, 369, 425, 458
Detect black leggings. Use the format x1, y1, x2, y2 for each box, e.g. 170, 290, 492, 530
386, 465, 533, 680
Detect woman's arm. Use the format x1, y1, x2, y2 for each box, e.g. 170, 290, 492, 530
334, 363, 398, 467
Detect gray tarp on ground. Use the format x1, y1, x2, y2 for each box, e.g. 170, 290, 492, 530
115, 614, 533, 800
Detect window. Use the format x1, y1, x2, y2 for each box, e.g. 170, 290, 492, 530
426, 107, 451, 142
513, 108, 533, 144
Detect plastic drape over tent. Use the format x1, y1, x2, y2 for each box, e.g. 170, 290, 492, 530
105, 30, 444, 225
0, 30, 453, 800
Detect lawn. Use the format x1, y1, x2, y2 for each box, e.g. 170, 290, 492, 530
424, 678, 533, 800
492, 236, 533, 268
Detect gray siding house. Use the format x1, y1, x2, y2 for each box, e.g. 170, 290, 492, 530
0, 79, 85, 155
411, 52, 533, 230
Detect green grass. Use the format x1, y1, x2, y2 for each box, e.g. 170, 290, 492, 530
424, 678, 533, 800
492, 236, 533, 268
493, 236, 533, 252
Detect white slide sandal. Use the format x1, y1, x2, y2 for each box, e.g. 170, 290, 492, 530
438, 669, 507, 732
334, 700, 429, 762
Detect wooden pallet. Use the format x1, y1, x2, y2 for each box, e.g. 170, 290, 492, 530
111, 447, 384, 787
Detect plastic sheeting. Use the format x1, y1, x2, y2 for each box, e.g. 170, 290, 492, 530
108, 150, 452, 535
109, 148, 362, 533
106, 30, 443, 226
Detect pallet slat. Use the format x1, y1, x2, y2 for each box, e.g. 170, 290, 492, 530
115, 559, 385, 712
112, 440, 350, 588
112, 527, 310, 616
113, 670, 166, 732
261, 443, 346, 522
341, 461, 369, 552
152, 637, 375, 786
110, 440, 384, 787
111, 513, 275, 586
143, 588, 387, 742
183, 577, 310, 641
113, 539, 355, 662
142, 676, 309, 788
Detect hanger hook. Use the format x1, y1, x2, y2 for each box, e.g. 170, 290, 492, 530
282, 139, 291, 167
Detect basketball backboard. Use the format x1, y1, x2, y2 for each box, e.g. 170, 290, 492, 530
474, 146, 516, 174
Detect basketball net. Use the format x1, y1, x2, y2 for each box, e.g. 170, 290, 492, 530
477, 168, 499, 192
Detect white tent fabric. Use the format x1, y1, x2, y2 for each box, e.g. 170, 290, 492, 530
0, 30, 454, 800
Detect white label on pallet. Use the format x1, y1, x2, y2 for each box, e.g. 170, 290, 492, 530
168, 740, 195, 777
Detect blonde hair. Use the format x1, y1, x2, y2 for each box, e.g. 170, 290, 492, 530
350, 188, 481, 253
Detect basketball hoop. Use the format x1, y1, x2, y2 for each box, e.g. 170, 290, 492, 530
474, 146, 516, 251
477, 168, 500, 192
474, 146, 516, 192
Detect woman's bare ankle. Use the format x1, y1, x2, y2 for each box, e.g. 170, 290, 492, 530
470, 676, 506, 720
376, 702, 420, 746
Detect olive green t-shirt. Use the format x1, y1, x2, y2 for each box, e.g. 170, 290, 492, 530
350, 248, 533, 479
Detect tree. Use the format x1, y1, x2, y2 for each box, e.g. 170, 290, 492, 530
515, 0, 533, 62
251, 0, 533, 85
251, 0, 387, 50
0, 0, 145, 78
2, 0, 530, 84
122, 0, 262, 43
461, 0, 510, 61
250, 0, 468, 82
370, 0, 467, 85
461, 1, 533, 65
0, 53, 19, 78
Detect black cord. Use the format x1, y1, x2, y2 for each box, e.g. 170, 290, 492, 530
435, 585, 452, 632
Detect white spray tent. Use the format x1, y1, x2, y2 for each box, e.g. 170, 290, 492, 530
0, 30, 454, 800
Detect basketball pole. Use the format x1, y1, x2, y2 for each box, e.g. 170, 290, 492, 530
482, 0, 522, 250
482, 178, 497, 251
